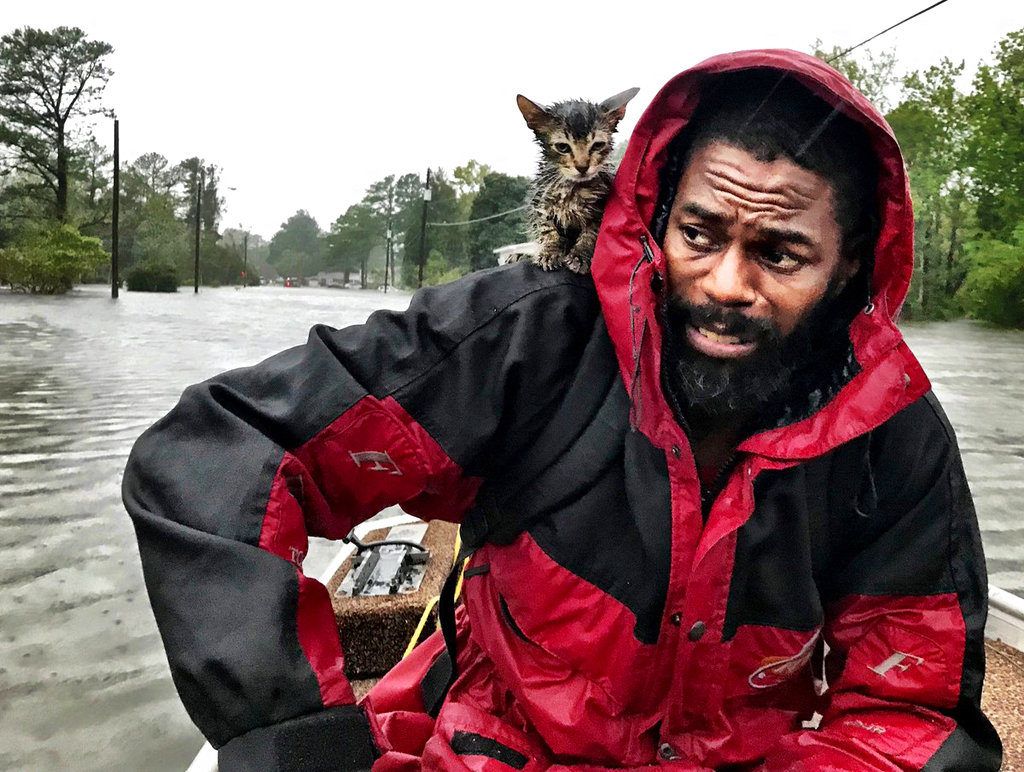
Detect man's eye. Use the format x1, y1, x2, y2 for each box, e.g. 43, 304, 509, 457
761, 251, 801, 271
681, 225, 713, 249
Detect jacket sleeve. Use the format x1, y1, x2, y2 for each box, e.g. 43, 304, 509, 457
761, 393, 1002, 771
121, 266, 598, 767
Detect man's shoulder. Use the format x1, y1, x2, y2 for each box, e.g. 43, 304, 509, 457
879, 390, 959, 454
400, 262, 601, 353
428, 261, 598, 317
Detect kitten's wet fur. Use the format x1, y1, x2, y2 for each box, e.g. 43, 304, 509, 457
516, 88, 639, 273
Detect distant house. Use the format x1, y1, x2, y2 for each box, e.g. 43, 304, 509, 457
494, 241, 539, 266
314, 270, 361, 288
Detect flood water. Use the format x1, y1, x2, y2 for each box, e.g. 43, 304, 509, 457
1, 284, 1022, 771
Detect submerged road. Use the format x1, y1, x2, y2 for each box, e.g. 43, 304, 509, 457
0, 285, 1021, 770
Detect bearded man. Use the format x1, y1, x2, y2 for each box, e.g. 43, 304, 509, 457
124, 50, 1002, 770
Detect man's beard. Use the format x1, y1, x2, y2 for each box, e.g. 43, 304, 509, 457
661, 279, 854, 425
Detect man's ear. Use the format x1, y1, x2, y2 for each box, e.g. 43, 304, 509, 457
517, 95, 550, 132
600, 87, 640, 129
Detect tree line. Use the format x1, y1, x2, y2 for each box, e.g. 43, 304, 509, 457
1, 25, 1022, 326
817, 31, 1024, 326
267, 160, 530, 290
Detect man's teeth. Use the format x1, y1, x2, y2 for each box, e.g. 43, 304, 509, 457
698, 327, 742, 344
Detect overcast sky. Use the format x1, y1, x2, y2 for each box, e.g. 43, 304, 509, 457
5, 1, 1024, 238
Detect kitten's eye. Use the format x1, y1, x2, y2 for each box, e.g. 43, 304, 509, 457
590, 141, 607, 152
553, 142, 571, 154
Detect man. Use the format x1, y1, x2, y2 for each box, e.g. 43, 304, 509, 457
124, 50, 1002, 769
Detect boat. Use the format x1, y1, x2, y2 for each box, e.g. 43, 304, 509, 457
187, 514, 1024, 770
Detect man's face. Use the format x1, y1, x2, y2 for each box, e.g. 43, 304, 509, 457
661, 141, 859, 418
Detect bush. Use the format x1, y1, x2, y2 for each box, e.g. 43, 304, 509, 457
957, 227, 1024, 328
0, 224, 108, 294
126, 259, 181, 292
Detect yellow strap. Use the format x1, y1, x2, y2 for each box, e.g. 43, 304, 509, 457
402, 529, 470, 659
404, 595, 440, 659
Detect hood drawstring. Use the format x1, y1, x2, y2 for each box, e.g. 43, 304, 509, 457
628, 236, 655, 427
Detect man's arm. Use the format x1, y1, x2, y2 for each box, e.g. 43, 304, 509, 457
121, 266, 598, 765
762, 393, 1002, 770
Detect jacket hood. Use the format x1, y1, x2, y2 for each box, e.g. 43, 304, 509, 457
591, 49, 930, 461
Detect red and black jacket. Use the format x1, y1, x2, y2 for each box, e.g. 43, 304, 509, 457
123, 49, 1001, 770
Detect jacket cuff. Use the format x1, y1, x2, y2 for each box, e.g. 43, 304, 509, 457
218, 705, 379, 772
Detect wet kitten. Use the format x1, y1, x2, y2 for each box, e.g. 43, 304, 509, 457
515, 88, 639, 273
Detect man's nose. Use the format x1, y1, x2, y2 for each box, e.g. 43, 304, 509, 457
702, 245, 756, 306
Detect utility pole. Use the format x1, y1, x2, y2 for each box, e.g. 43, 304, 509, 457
194, 165, 204, 293
111, 118, 120, 299
383, 181, 395, 293
417, 168, 432, 289
243, 230, 249, 287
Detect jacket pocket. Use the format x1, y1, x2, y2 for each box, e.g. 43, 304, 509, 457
498, 594, 537, 646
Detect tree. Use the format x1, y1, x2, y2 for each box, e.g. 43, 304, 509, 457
812, 41, 899, 112
132, 194, 191, 272
965, 29, 1024, 241
957, 225, 1024, 328
467, 172, 530, 270
131, 152, 177, 200
326, 202, 379, 285
0, 27, 113, 222
73, 134, 111, 230
0, 223, 107, 293
176, 157, 222, 235
401, 169, 462, 286
452, 160, 493, 219
886, 58, 971, 317
268, 210, 322, 279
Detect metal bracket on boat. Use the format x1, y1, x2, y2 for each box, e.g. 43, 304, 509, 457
337, 523, 431, 597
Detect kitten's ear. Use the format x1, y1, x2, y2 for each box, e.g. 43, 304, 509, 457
517, 94, 551, 132
600, 87, 640, 128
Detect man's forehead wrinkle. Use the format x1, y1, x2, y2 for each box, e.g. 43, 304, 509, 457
703, 164, 818, 214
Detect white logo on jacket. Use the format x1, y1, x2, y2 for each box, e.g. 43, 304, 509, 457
748, 631, 821, 689
349, 451, 403, 476
869, 651, 926, 677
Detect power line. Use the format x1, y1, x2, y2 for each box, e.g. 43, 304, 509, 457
828, 0, 952, 63
428, 204, 528, 228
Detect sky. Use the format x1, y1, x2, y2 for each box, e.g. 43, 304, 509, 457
4, 1, 1024, 239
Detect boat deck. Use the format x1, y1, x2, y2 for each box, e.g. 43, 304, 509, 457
984, 639, 1024, 769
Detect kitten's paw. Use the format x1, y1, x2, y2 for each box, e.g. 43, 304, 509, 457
531, 251, 564, 271
563, 255, 591, 274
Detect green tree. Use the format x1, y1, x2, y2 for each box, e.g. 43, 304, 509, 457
326, 202, 379, 285
132, 194, 191, 272
965, 29, 1024, 241
0, 27, 114, 222
812, 41, 899, 112
887, 58, 971, 317
269, 210, 322, 279
452, 160, 493, 220
467, 172, 529, 270
957, 225, 1024, 328
402, 169, 462, 286
176, 157, 222, 236
0, 223, 107, 293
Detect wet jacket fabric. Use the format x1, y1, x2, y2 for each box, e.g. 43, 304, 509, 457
123, 49, 1001, 770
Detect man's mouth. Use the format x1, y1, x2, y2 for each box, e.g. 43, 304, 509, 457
686, 324, 758, 358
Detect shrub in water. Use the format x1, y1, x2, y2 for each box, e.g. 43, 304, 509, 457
0, 225, 108, 294
126, 260, 181, 292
